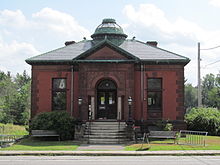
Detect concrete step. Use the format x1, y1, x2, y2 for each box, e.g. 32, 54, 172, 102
83, 121, 129, 144
88, 138, 130, 144
84, 132, 126, 136
86, 127, 126, 131
86, 126, 126, 129
86, 121, 126, 126
85, 135, 128, 139
85, 130, 126, 134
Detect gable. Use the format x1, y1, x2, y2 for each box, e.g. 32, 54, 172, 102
85, 46, 128, 60
74, 39, 139, 62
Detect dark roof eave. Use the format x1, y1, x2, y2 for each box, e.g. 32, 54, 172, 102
140, 59, 190, 65
72, 59, 139, 63
25, 59, 73, 65
25, 58, 190, 65
91, 32, 128, 38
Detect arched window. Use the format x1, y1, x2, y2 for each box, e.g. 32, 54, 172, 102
97, 79, 116, 90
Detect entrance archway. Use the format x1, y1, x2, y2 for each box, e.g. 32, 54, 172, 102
96, 79, 117, 119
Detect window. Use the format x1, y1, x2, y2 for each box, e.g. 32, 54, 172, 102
147, 78, 162, 110
52, 78, 66, 110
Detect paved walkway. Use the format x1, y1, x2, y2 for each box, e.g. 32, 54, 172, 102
77, 144, 125, 151
1, 150, 220, 156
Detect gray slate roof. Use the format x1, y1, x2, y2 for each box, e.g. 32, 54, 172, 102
120, 40, 187, 61
26, 39, 190, 64
27, 40, 92, 61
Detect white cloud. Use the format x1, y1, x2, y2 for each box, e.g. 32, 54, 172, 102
0, 8, 91, 75
32, 8, 90, 39
209, 0, 220, 7
0, 9, 28, 28
123, 4, 172, 33
0, 40, 40, 75
123, 4, 206, 40
123, 3, 220, 86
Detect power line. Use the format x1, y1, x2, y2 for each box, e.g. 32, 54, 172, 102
204, 59, 220, 68
200, 45, 220, 50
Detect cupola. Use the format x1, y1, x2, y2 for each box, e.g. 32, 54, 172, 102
91, 18, 127, 45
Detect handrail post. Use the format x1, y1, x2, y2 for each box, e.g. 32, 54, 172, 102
118, 112, 121, 143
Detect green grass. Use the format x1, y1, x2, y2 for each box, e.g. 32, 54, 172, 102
125, 136, 220, 151
0, 137, 79, 151
0, 123, 28, 135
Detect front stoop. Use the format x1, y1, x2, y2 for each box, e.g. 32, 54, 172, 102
83, 121, 132, 144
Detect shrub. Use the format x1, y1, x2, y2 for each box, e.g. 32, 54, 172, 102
155, 120, 173, 131
164, 123, 173, 131
30, 111, 75, 140
185, 107, 220, 135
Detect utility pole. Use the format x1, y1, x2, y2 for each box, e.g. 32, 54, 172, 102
198, 42, 202, 107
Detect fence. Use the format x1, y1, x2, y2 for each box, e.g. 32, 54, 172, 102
178, 130, 208, 146
0, 126, 5, 134
0, 126, 23, 147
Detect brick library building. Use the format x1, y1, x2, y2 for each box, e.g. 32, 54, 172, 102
26, 18, 190, 131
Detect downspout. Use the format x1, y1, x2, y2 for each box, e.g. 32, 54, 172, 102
70, 65, 74, 116
141, 63, 144, 121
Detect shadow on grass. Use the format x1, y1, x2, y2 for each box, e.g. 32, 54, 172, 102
16, 137, 78, 147
0, 137, 79, 151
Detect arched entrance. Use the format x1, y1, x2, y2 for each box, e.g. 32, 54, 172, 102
96, 79, 117, 119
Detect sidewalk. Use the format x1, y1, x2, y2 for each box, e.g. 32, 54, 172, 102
1, 150, 220, 156
77, 144, 125, 151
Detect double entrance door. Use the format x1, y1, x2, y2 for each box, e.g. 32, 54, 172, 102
97, 90, 117, 119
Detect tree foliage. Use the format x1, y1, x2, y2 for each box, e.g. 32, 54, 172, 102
185, 83, 197, 110
0, 70, 31, 125
202, 73, 220, 109
185, 107, 220, 135
185, 73, 220, 110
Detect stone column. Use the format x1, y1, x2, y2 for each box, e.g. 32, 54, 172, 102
91, 96, 95, 120
117, 96, 122, 120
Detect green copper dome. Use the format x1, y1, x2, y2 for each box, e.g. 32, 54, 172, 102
91, 18, 127, 45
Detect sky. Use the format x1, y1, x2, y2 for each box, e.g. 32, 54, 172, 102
0, 0, 220, 86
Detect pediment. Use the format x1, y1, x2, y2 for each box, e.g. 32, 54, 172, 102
85, 46, 128, 60
74, 40, 139, 61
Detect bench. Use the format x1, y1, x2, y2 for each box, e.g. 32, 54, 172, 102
144, 131, 178, 144
31, 130, 60, 141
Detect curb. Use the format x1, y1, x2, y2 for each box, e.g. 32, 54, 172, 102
1, 150, 220, 156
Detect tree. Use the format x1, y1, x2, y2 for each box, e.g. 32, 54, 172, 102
184, 83, 197, 110
202, 73, 215, 107
202, 73, 220, 109
0, 70, 31, 125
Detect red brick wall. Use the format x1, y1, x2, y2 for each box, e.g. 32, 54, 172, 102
140, 65, 185, 121
31, 65, 72, 118
78, 63, 134, 120
31, 63, 185, 123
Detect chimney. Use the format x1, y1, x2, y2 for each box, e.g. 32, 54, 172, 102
146, 41, 158, 47
65, 41, 75, 46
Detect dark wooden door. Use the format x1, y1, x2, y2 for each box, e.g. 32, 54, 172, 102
97, 90, 117, 119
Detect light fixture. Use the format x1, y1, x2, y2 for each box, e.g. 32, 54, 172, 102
128, 96, 132, 105
78, 97, 83, 105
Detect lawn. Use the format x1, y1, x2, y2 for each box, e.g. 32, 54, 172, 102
125, 136, 220, 151
0, 124, 78, 151
0, 137, 79, 151
0, 123, 28, 135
